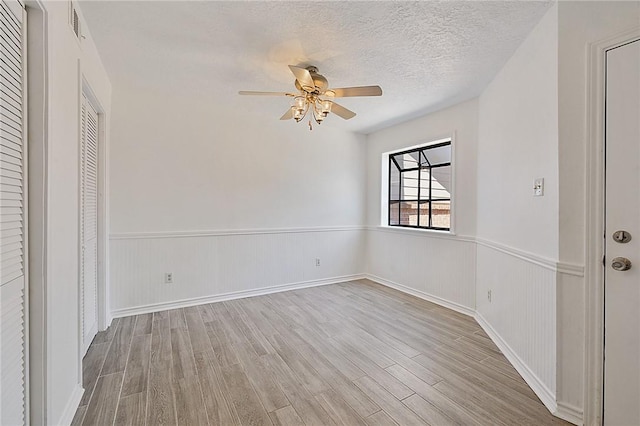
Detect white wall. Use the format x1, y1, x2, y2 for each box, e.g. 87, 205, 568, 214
40, 2, 112, 423
364, 99, 478, 313
475, 3, 559, 412
108, 85, 367, 313
477, 6, 558, 259
109, 86, 366, 233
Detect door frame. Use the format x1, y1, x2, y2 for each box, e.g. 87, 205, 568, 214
25, 0, 47, 423
585, 27, 640, 425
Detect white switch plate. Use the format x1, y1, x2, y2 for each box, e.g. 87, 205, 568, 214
533, 178, 544, 196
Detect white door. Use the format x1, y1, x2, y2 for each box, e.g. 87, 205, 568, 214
0, 1, 27, 424
604, 39, 640, 425
80, 94, 99, 355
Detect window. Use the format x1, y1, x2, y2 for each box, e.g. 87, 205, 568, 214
388, 140, 452, 230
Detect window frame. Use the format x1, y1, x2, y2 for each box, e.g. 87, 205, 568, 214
383, 137, 454, 233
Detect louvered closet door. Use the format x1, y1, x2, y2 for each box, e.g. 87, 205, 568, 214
80, 95, 99, 355
0, 0, 27, 425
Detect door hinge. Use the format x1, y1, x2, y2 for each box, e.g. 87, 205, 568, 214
603, 255, 606, 267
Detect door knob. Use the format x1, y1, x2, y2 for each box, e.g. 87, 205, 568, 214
611, 257, 632, 271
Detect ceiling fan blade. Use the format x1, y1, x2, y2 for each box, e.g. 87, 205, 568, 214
327, 86, 383, 97
288, 65, 315, 91
238, 91, 295, 97
330, 102, 356, 120
280, 107, 294, 120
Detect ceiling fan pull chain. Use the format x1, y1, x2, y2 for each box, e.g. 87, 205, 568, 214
308, 119, 313, 131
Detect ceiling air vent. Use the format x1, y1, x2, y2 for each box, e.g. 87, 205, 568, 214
69, 1, 81, 39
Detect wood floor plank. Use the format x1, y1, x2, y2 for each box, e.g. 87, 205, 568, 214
170, 327, 198, 380
261, 353, 337, 426
481, 354, 525, 382
82, 372, 123, 426
308, 287, 423, 358
114, 392, 145, 426
224, 300, 275, 356
151, 312, 172, 366
259, 324, 379, 418
215, 305, 290, 413
133, 313, 153, 336
92, 318, 120, 345
433, 380, 528, 426
236, 349, 290, 413
457, 367, 557, 421
174, 375, 209, 426
121, 334, 152, 397
221, 361, 274, 426
204, 321, 240, 367
332, 330, 395, 369
71, 404, 86, 426
288, 327, 366, 382
169, 308, 187, 330
237, 297, 281, 338
365, 410, 398, 426
269, 405, 304, 426
194, 350, 242, 426
353, 376, 424, 426
402, 393, 458, 425
147, 360, 176, 426
386, 364, 481, 426
430, 343, 540, 403
412, 352, 534, 424
270, 333, 331, 395
80, 342, 110, 405
184, 305, 212, 354
101, 316, 136, 375
326, 336, 414, 400
315, 389, 367, 426
198, 303, 216, 323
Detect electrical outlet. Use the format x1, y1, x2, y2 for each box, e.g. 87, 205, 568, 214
487, 290, 492, 302
164, 272, 173, 284
315, 258, 320, 267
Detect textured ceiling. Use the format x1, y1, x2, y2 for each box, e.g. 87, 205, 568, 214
79, 1, 552, 134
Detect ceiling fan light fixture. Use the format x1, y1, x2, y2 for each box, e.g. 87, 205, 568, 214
320, 99, 332, 115
239, 65, 381, 129
293, 96, 308, 122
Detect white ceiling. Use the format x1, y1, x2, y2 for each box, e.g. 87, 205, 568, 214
79, 1, 552, 134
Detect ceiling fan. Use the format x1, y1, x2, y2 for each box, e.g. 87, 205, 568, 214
239, 65, 382, 129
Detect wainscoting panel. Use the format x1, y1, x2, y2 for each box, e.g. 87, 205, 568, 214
365, 228, 476, 313
475, 242, 557, 411
109, 227, 365, 315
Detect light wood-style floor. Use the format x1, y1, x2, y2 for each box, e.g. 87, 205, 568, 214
72, 279, 568, 425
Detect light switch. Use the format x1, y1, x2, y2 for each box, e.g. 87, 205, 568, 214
533, 178, 544, 197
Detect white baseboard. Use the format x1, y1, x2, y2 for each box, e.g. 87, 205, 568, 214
555, 401, 583, 425
111, 274, 366, 317
475, 312, 558, 414
57, 384, 84, 426
365, 274, 475, 317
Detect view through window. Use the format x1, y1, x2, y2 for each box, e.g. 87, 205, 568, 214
388, 140, 452, 230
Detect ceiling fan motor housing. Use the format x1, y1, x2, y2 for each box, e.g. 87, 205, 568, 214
294, 66, 329, 94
